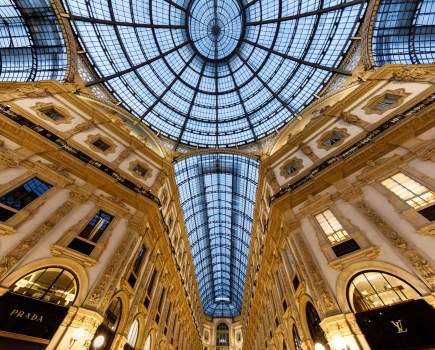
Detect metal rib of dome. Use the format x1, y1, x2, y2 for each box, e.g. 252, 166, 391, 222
174, 153, 258, 318
62, 0, 366, 148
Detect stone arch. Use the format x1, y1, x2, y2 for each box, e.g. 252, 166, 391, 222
0, 257, 88, 305
336, 260, 431, 313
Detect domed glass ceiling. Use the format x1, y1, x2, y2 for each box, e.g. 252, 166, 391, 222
62, 0, 366, 148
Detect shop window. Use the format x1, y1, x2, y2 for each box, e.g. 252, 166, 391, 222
0, 177, 52, 222
11, 267, 77, 306
381, 172, 435, 221
348, 271, 420, 313
305, 302, 327, 347
143, 334, 151, 350
128, 244, 146, 288
292, 325, 302, 350
216, 323, 230, 347
67, 210, 114, 255
92, 298, 122, 350
125, 319, 139, 350
315, 210, 350, 244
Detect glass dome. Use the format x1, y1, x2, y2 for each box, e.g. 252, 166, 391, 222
62, 0, 366, 148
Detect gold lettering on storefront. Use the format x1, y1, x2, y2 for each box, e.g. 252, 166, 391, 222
391, 320, 408, 333
9, 309, 43, 322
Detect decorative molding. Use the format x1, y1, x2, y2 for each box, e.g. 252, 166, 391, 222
0, 200, 76, 278
299, 143, 319, 162
337, 111, 369, 129
356, 200, 435, 288
390, 66, 433, 82
85, 134, 117, 155
31, 102, 73, 124
317, 127, 350, 151
362, 88, 411, 115
327, 246, 380, 271
129, 160, 152, 180
0, 222, 16, 236
49, 244, 98, 267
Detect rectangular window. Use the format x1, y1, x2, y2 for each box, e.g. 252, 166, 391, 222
315, 209, 350, 244
374, 94, 400, 111
323, 133, 342, 147
144, 269, 157, 308
381, 172, 435, 209
128, 244, 146, 288
286, 162, 299, 175
67, 210, 114, 255
44, 109, 63, 121
0, 177, 52, 222
92, 138, 110, 152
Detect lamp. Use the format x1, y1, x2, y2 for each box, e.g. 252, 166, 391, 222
333, 336, 347, 350
93, 335, 105, 348
314, 343, 326, 350
69, 328, 85, 348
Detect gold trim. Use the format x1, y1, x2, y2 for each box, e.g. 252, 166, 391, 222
280, 158, 303, 178
362, 88, 411, 115
85, 134, 116, 155
0, 330, 50, 344
317, 127, 350, 151
128, 160, 152, 180
31, 102, 73, 125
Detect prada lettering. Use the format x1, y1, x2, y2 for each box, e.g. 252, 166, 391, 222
391, 320, 408, 334
9, 309, 44, 322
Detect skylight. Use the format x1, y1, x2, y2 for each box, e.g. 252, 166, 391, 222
174, 153, 258, 318
62, 0, 366, 148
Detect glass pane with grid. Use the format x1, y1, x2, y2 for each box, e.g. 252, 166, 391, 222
381, 172, 435, 209
315, 210, 349, 244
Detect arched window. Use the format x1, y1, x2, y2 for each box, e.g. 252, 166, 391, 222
125, 319, 139, 349
305, 302, 327, 347
10, 267, 77, 306
292, 324, 302, 350
216, 323, 230, 348
143, 334, 151, 350
91, 298, 123, 350
348, 271, 420, 313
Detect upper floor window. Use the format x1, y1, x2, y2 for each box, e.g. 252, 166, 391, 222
0, 177, 52, 222
373, 94, 401, 111
323, 133, 342, 147
315, 210, 350, 244
293, 325, 302, 350
128, 244, 146, 288
67, 210, 114, 255
144, 269, 158, 309
143, 335, 151, 350
11, 267, 77, 306
381, 172, 435, 209
44, 108, 64, 121
216, 323, 229, 347
348, 271, 420, 313
93, 138, 111, 152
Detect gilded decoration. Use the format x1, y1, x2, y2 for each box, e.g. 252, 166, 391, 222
280, 157, 303, 178
31, 102, 74, 124
362, 88, 411, 115
129, 160, 152, 180
85, 134, 117, 155
317, 127, 350, 151
337, 111, 369, 129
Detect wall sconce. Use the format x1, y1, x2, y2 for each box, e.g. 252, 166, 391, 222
69, 328, 85, 348
333, 336, 348, 350
93, 335, 105, 348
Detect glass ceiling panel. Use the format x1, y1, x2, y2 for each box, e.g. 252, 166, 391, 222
175, 153, 259, 318
61, 0, 366, 148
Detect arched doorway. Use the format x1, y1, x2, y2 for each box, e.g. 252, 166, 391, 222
91, 298, 122, 350
305, 302, 327, 349
348, 271, 435, 350
0, 267, 78, 349
216, 323, 230, 350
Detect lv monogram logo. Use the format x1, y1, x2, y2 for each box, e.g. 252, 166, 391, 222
391, 320, 408, 333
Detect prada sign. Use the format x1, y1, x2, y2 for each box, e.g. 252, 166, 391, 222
0, 292, 69, 341
355, 300, 435, 350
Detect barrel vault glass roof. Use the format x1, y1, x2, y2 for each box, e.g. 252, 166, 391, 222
174, 153, 258, 318
61, 0, 366, 148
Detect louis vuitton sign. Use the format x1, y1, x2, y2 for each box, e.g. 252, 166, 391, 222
0, 292, 69, 341
355, 299, 435, 350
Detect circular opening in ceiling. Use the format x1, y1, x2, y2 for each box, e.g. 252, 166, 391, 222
188, 0, 243, 60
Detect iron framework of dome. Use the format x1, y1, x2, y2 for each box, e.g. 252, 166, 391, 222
62, 0, 367, 148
